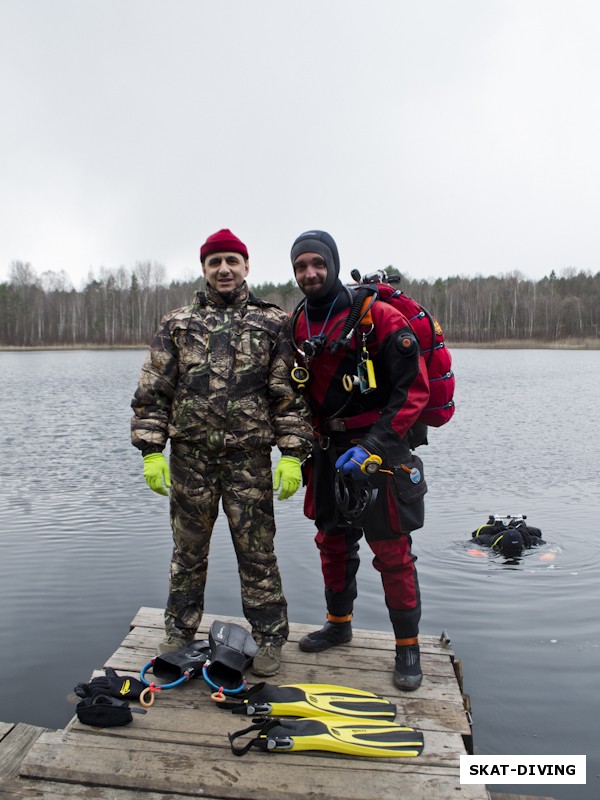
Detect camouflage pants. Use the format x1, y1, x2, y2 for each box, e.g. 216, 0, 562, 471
165, 446, 288, 644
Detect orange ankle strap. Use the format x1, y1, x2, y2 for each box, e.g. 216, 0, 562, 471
327, 613, 353, 624
395, 637, 419, 646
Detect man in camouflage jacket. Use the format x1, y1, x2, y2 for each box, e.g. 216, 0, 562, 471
131, 229, 312, 677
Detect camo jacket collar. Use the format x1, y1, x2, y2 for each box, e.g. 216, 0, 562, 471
203, 281, 249, 308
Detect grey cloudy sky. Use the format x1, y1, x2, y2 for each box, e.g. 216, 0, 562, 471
1, 0, 599, 288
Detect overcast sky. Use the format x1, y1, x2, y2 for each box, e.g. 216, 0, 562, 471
1, 0, 599, 289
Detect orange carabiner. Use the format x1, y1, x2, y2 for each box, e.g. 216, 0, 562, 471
139, 683, 161, 708
210, 686, 227, 704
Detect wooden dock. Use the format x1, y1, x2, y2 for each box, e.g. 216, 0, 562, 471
0, 608, 501, 799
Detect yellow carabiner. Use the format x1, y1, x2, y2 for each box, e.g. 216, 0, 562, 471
342, 374, 356, 392
291, 365, 309, 390
361, 453, 383, 475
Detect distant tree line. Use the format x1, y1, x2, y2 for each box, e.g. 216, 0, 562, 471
1, 260, 599, 347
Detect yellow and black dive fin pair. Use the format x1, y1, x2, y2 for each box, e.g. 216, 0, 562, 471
228, 716, 424, 758
215, 682, 397, 720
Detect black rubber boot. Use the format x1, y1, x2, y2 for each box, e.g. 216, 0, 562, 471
298, 621, 353, 652
393, 644, 422, 691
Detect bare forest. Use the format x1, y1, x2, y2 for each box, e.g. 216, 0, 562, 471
1, 260, 599, 348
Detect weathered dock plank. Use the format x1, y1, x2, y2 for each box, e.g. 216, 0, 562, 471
0, 778, 222, 800
0, 723, 14, 741
0, 723, 49, 782
489, 795, 558, 800
14, 608, 486, 800
21, 729, 487, 800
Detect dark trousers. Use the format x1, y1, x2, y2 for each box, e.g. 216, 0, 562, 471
305, 436, 424, 640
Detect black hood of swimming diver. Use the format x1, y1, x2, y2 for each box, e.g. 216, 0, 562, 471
494, 529, 525, 558
291, 229, 342, 303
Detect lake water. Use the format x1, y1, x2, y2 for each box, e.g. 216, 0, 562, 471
1, 348, 598, 799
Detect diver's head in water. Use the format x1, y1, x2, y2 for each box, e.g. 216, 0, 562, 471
492, 529, 525, 558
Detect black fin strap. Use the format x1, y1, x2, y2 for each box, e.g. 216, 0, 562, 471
215, 699, 243, 712
228, 720, 274, 756
214, 680, 268, 712
230, 683, 271, 716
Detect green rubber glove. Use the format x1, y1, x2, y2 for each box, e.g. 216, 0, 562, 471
273, 456, 302, 501
143, 453, 171, 496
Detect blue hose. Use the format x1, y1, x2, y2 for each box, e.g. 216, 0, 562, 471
202, 664, 246, 695
139, 661, 187, 691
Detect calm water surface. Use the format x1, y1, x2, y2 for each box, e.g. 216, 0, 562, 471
1, 348, 599, 799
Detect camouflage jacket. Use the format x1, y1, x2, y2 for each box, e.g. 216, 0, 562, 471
131, 282, 313, 459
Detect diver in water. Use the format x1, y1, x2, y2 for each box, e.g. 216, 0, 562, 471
470, 516, 545, 558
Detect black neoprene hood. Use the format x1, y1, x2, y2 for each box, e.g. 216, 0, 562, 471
291, 230, 340, 299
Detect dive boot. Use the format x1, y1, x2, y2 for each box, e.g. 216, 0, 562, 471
298, 620, 352, 653
393, 644, 422, 691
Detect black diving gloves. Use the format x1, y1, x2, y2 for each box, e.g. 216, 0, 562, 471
74, 667, 145, 701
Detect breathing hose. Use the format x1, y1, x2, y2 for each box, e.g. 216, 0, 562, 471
329, 287, 377, 354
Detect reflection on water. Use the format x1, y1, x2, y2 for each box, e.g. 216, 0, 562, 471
1, 348, 599, 800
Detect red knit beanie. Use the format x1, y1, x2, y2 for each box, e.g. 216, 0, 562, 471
200, 229, 249, 262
